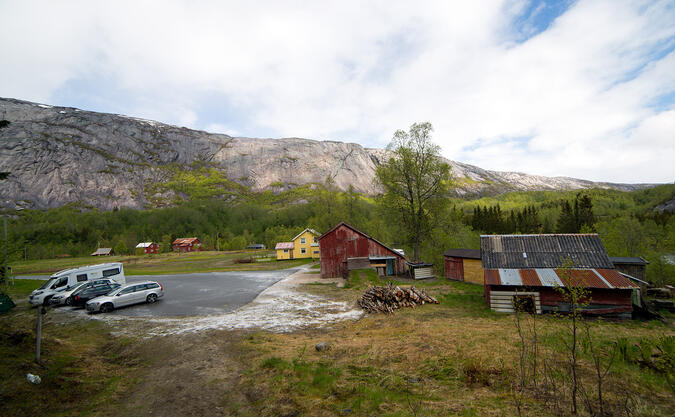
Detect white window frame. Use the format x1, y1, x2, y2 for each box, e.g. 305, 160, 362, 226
301, 248, 306, 254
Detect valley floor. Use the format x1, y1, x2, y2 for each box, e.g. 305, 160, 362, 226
1, 268, 673, 416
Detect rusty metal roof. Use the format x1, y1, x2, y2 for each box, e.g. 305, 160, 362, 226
275, 242, 294, 250
173, 237, 199, 245
485, 268, 636, 289
481, 234, 614, 269
443, 249, 481, 259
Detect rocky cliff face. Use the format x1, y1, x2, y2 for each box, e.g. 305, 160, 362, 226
0, 98, 654, 210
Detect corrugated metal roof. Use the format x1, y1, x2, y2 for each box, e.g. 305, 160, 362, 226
610, 256, 649, 265
275, 242, 294, 250
318, 222, 405, 259
485, 268, 636, 289
173, 237, 199, 245
443, 248, 481, 259
135, 242, 155, 248
91, 248, 112, 255
481, 234, 614, 269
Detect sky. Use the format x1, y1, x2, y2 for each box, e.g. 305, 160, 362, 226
1, 0, 674, 183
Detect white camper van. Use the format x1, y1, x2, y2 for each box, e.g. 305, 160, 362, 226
29, 262, 126, 306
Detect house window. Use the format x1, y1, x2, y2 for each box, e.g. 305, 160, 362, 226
283, 249, 289, 253
301, 248, 306, 254
313, 250, 319, 254
313, 237, 317, 243
300, 237, 306, 244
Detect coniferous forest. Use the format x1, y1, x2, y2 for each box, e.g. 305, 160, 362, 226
1, 183, 673, 285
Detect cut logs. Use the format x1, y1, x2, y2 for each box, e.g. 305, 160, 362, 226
358, 283, 439, 314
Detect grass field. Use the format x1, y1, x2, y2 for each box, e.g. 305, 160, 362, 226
8, 250, 312, 276
1, 271, 672, 416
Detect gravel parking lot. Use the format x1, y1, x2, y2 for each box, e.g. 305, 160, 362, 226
19, 266, 304, 317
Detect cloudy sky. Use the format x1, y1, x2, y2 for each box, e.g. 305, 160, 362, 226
1, 0, 673, 183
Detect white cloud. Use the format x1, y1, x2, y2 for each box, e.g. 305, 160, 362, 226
0, 0, 673, 183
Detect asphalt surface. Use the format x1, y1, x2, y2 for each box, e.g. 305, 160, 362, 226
18, 266, 304, 317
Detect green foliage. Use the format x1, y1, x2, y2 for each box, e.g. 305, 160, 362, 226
375, 122, 451, 261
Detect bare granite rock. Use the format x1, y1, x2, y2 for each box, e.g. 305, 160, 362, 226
0, 97, 656, 210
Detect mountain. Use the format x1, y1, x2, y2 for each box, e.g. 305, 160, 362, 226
0, 98, 656, 211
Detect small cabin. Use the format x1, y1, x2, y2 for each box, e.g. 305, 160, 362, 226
610, 257, 649, 283
136, 242, 159, 254
91, 248, 113, 256
444, 249, 483, 285
172, 237, 201, 253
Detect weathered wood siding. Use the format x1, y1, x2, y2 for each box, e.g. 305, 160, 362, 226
486, 284, 633, 317
444, 257, 483, 285
319, 224, 405, 278
463, 259, 484, 285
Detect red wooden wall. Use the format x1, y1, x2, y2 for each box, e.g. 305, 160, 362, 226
319, 224, 405, 278
445, 257, 464, 280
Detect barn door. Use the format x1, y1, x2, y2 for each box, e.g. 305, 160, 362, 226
446, 258, 463, 280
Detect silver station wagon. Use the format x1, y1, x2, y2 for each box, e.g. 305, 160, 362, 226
86, 280, 164, 313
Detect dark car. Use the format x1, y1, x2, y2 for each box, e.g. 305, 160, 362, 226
71, 281, 121, 308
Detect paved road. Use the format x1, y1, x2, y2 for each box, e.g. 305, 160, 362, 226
17, 266, 305, 317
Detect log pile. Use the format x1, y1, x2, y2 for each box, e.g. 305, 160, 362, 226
358, 283, 439, 314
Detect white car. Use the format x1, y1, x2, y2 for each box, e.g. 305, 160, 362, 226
86, 281, 164, 313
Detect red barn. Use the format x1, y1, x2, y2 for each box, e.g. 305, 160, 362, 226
481, 234, 638, 319
318, 222, 406, 278
172, 237, 201, 253
136, 242, 160, 254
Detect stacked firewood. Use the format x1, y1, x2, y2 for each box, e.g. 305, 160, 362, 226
358, 283, 439, 314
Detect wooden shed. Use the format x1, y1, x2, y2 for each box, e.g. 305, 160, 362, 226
318, 222, 406, 278
610, 256, 649, 283
136, 242, 159, 254
444, 249, 483, 285
481, 234, 637, 319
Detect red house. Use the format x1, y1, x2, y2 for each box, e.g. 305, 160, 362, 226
482, 234, 638, 319
318, 222, 406, 278
136, 242, 160, 254
172, 237, 201, 253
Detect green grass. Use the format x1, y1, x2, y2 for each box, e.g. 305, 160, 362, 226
2, 279, 45, 300
0, 301, 144, 416
9, 250, 312, 276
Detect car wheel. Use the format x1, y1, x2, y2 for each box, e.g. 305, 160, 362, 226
43, 296, 52, 306
65, 297, 72, 306
100, 303, 114, 313
146, 294, 157, 304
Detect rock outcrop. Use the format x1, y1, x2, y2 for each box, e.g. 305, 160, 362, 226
0, 97, 655, 210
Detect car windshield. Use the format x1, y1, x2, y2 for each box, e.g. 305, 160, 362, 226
106, 287, 121, 296
66, 282, 86, 292
37, 278, 57, 290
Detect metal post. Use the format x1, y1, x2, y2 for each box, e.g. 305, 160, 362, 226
36, 307, 42, 364
2, 214, 6, 284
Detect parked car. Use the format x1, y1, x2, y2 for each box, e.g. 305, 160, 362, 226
49, 279, 117, 306
71, 281, 121, 308
86, 281, 164, 313
29, 262, 126, 306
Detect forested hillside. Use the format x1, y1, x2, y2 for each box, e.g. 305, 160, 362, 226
2, 184, 674, 284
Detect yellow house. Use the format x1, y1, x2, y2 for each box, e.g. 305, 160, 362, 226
275, 228, 320, 260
